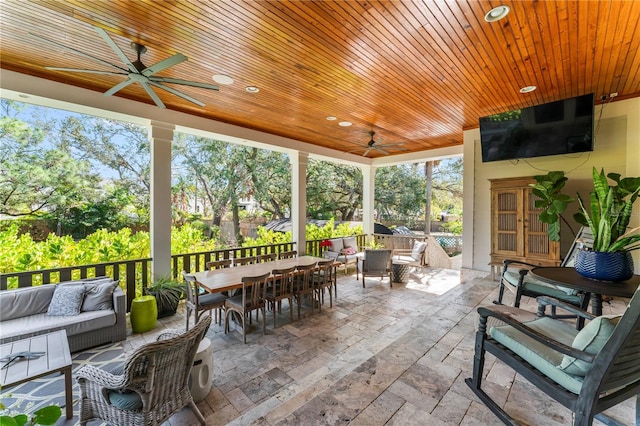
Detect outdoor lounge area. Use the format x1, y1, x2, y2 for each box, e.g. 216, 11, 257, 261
3, 267, 635, 426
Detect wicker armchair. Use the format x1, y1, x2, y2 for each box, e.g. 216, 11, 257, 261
75, 316, 212, 426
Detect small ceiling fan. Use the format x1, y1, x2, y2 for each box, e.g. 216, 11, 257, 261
349, 131, 407, 157
31, 26, 219, 108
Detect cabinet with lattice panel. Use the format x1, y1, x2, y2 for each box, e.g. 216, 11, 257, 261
489, 176, 560, 279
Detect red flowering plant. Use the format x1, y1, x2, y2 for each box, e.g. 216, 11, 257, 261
319, 240, 332, 252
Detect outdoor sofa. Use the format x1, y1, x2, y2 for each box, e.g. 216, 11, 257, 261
0, 276, 127, 352
323, 236, 361, 274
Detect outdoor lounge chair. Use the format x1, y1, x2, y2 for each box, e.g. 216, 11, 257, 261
495, 227, 593, 318
357, 249, 392, 288
466, 290, 640, 425
76, 315, 211, 426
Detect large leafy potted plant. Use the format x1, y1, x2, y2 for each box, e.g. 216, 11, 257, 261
145, 277, 185, 318
533, 167, 640, 281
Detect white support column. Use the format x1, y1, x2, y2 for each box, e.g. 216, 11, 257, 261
149, 121, 175, 278
361, 164, 375, 242
291, 151, 308, 254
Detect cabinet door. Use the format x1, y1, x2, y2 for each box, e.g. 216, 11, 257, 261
492, 189, 522, 256
523, 188, 555, 259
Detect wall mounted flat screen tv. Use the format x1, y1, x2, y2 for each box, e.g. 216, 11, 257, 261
479, 93, 594, 162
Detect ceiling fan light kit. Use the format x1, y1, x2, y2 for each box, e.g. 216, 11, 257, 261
33, 26, 220, 108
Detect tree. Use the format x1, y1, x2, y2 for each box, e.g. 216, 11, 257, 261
0, 100, 99, 217
307, 160, 362, 220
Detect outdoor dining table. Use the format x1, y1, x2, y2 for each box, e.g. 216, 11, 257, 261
191, 255, 327, 294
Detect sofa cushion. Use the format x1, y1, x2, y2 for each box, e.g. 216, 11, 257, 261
328, 238, 344, 252
559, 315, 621, 376
343, 237, 358, 250
411, 241, 427, 262
1, 310, 117, 341
0, 285, 56, 321
82, 280, 119, 311
47, 285, 85, 316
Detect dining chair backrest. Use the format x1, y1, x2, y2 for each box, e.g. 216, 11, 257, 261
271, 266, 296, 298
206, 259, 232, 270
315, 259, 334, 288
279, 250, 297, 259
295, 262, 317, 292
241, 272, 270, 309
257, 253, 277, 263
182, 271, 200, 330
234, 256, 257, 267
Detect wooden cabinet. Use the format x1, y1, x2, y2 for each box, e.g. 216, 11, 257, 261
489, 176, 560, 277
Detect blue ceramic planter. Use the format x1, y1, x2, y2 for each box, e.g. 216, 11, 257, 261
575, 250, 634, 281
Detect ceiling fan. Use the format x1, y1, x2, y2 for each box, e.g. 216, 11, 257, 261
30, 26, 219, 108
349, 131, 407, 157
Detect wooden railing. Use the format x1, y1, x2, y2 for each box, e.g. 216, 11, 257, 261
0, 235, 367, 311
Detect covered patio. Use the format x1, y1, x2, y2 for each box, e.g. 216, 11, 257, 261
12, 268, 634, 426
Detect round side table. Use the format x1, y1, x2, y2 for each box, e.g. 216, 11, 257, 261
392, 260, 411, 283
130, 295, 158, 333
189, 337, 213, 403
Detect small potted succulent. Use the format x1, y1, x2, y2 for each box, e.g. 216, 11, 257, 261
533, 167, 640, 281
145, 277, 185, 318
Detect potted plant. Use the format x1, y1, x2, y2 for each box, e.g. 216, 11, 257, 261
145, 277, 185, 318
533, 167, 640, 281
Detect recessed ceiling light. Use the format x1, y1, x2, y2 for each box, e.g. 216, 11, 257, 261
212, 74, 234, 85
484, 5, 510, 22
246, 86, 259, 93
338, 121, 352, 127
326, 116, 337, 121
519, 85, 537, 93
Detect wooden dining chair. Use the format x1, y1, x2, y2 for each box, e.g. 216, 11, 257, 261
279, 250, 297, 259
293, 262, 319, 319
182, 271, 227, 330
233, 256, 257, 266
205, 259, 232, 270
314, 259, 336, 310
224, 272, 270, 344
257, 253, 277, 263
266, 266, 296, 328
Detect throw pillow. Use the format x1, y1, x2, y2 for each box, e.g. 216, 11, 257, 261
343, 237, 357, 250
341, 247, 356, 255
82, 280, 119, 311
411, 241, 427, 262
558, 314, 621, 376
47, 284, 85, 316
329, 238, 344, 252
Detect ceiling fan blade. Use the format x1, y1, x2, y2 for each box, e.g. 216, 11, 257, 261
45, 67, 127, 76
93, 27, 138, 73
378, 142, 406, 148
149, 76, 219, 91
362, 148, 372, 157
142, 54, 187, 76
149, 82, 205, 107
30, 33, 128, 72
104, 78, 136, 96
140, 81, 166, 108
375, 148, 389, 155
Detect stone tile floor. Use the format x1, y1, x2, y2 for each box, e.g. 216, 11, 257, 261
59, 267, 635, 425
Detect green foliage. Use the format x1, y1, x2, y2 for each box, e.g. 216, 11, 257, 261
242, 227, 292, 247
531, 171, 575, 241
0, 401, 61, 426
574, 168, 640, 252
440, 220, 463, 235
0, 222, 216, 275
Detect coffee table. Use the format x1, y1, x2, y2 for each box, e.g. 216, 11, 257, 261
0, 330, 73, 419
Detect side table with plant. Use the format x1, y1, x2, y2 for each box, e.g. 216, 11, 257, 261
145, 277, 185, 318
533, 167, 640, 281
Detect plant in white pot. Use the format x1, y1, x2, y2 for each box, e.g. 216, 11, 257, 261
533, 167, 640, 281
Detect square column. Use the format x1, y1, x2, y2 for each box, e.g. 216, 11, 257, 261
150, 121, 175, 278
361, 165, 375, 241
291, 151, 308, 254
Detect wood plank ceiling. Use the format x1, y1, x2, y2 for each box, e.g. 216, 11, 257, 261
1, 0, 639, 158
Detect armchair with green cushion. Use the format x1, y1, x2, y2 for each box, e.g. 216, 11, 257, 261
466, 291, 640, 425
495, 226, 593, 318
75, 315, 211, 426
